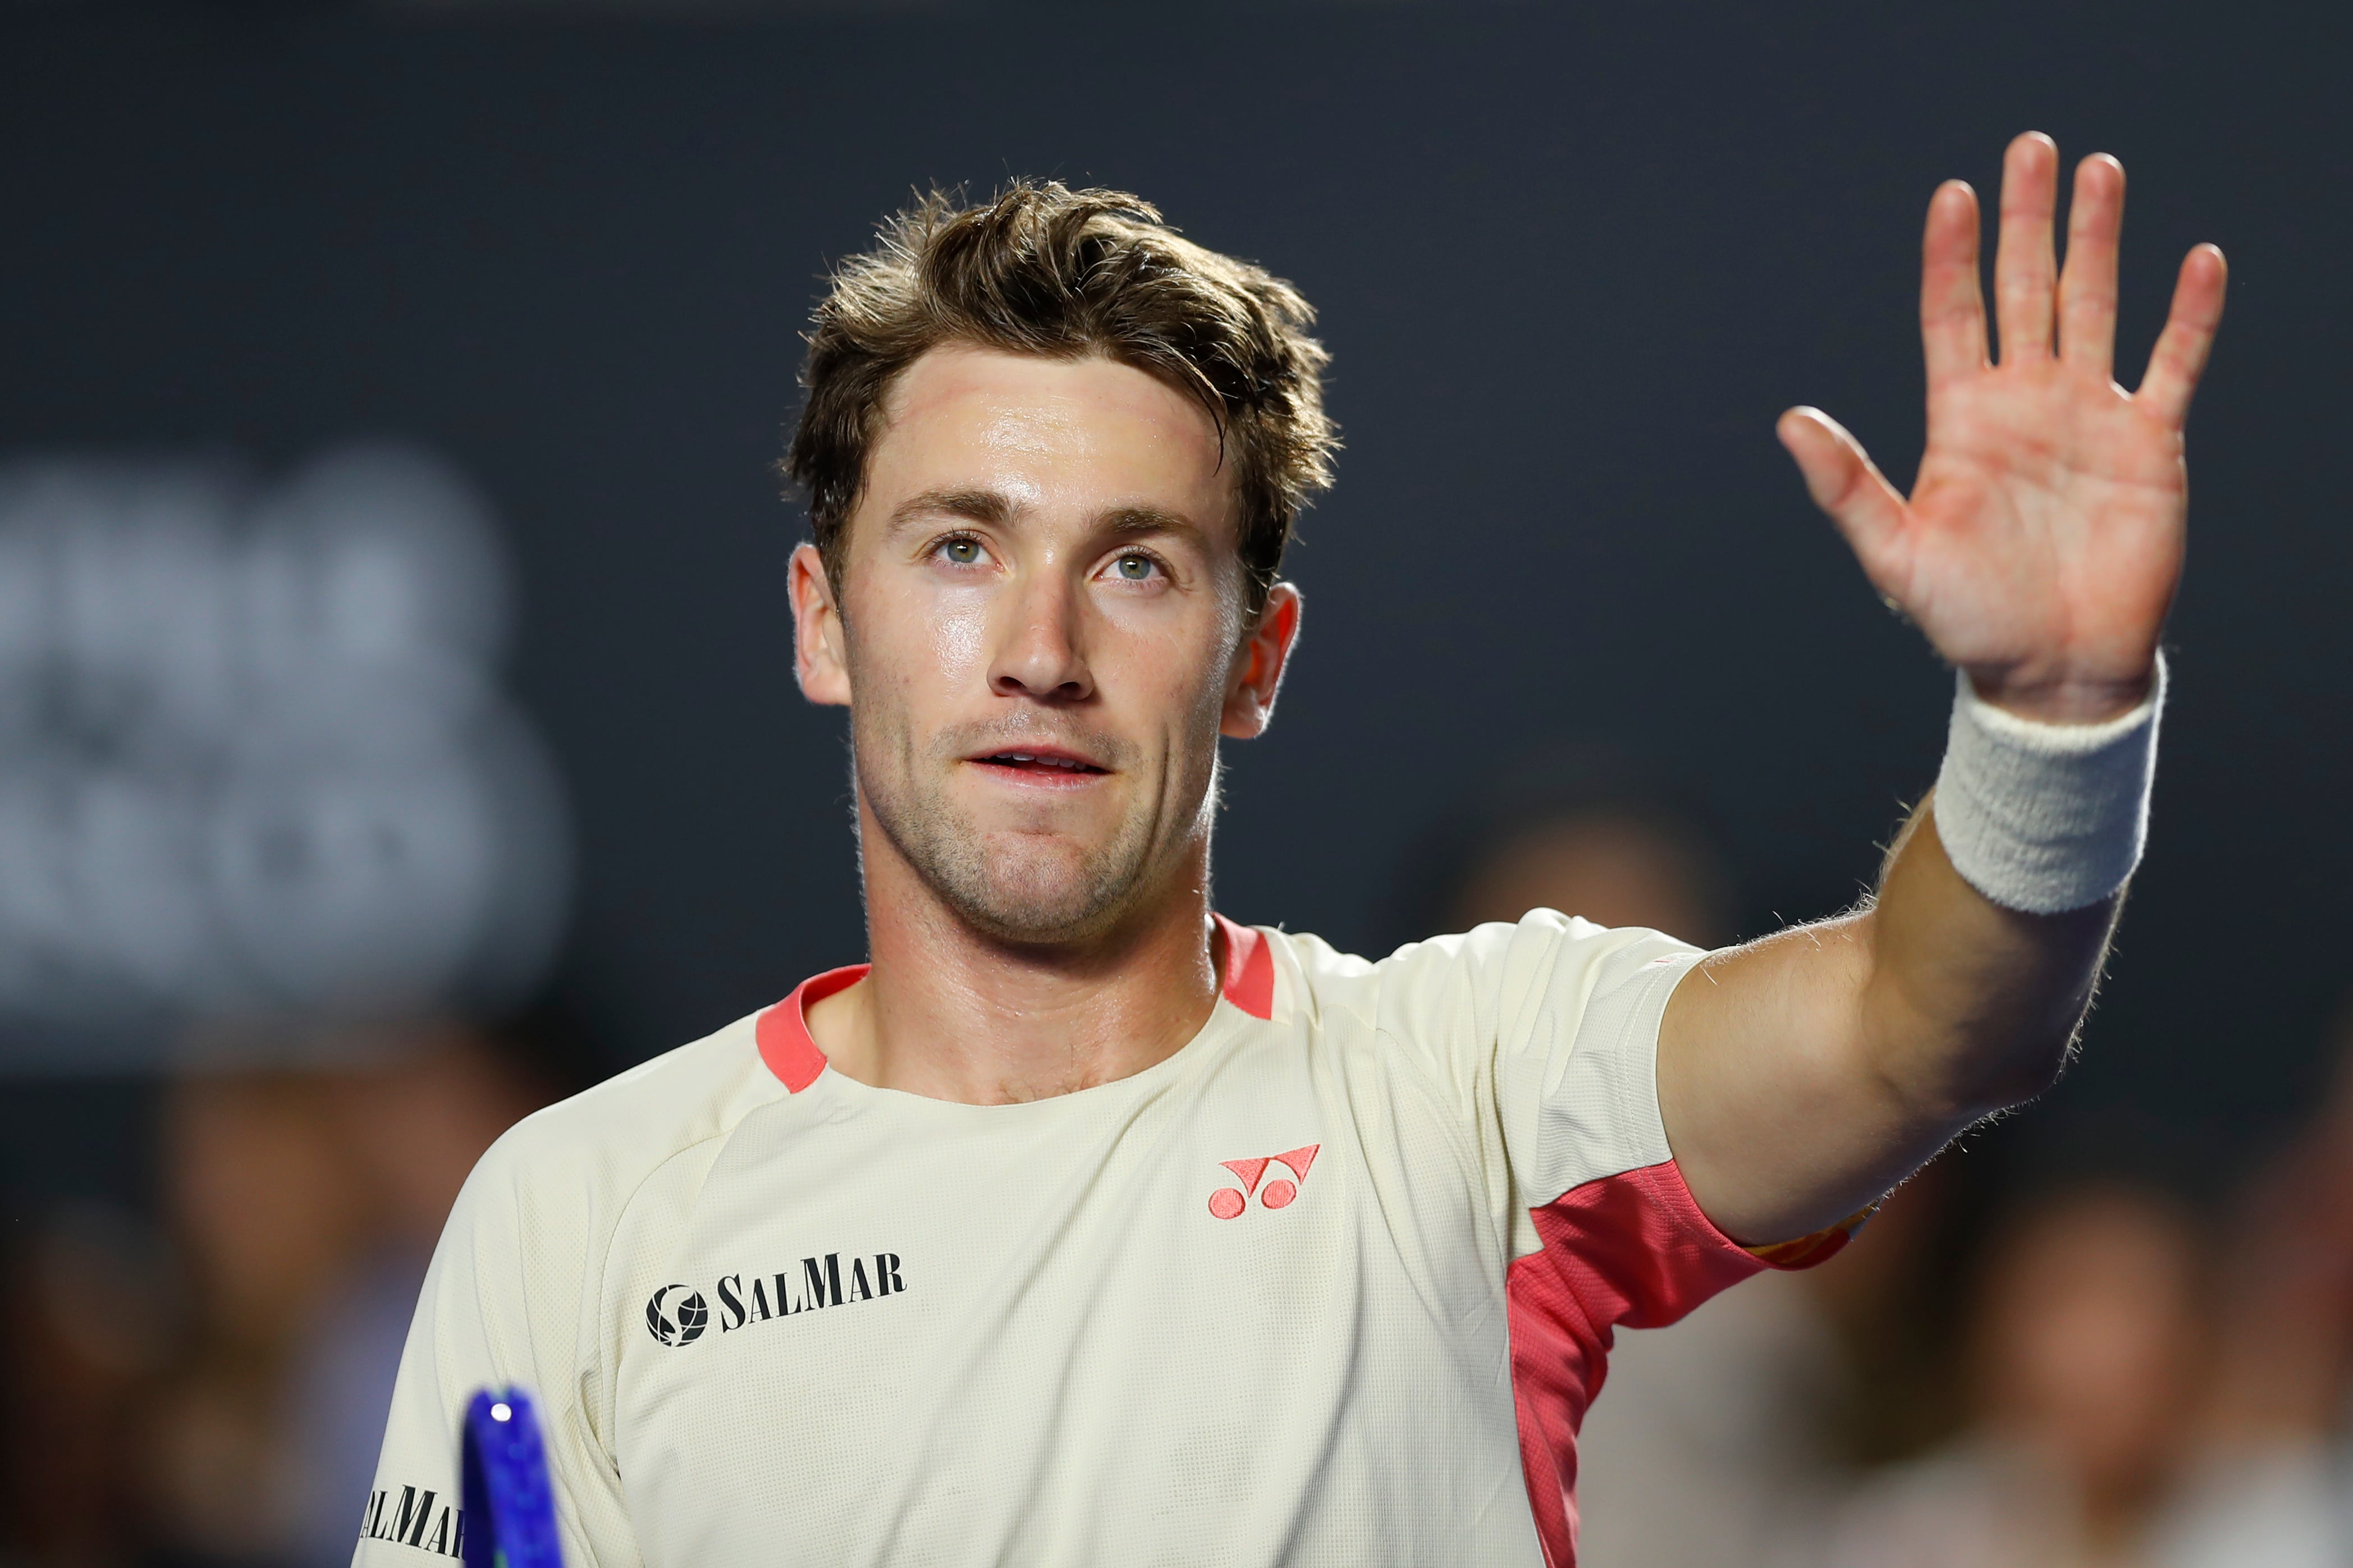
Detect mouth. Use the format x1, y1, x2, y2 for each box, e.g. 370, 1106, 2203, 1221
966, 747, 1112, 785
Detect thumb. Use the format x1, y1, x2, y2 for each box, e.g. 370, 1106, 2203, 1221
1778, 407, 1910, 586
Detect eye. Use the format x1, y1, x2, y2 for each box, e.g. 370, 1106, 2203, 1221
935, 535, 987, 567
1107, 553, 1161, 582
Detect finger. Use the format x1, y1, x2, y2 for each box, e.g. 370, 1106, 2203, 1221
2137, 244, 2228, 429
1993, 132, 2061, 365
2057, 153, 2124, 382
1778, 407, 1910, 584
1921, 180, 1989, 395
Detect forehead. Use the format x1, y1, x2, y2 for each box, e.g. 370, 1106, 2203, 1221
860, 346, 1235, 537
2000, 1196, 2192, 1299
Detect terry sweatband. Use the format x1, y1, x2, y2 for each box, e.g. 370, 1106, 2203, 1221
1929, 655, 2167, 914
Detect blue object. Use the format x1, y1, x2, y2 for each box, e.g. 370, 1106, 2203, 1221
461, 1387, 565, 1568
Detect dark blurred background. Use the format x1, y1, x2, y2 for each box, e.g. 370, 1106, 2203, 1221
1, 2, 2346, 1565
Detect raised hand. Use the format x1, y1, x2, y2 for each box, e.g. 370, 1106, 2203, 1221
1779, 132, 2227, 722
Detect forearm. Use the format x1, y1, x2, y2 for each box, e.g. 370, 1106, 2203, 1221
1660, 810, 2115, 1245
1665, 667, 2160, 1243
1862, 796, 2117, 1117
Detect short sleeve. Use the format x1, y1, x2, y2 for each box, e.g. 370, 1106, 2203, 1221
1377, 911, 1849, 1327
1373, 911, 1857, 1561
353, 1138, 640, 1568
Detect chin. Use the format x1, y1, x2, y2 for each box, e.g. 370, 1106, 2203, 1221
861, 767, 1168, 946
920, 833, 1142, 945
963, 858, 1124, 941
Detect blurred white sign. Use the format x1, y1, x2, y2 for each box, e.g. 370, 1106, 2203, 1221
0, 443, 570, 1066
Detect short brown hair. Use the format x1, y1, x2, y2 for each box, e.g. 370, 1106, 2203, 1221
784, 182, 1336, 612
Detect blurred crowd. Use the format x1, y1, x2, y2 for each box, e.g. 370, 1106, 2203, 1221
0, 1019, 572, 1567
4, 757, 2352, 1568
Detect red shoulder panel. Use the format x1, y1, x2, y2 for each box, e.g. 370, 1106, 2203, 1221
754, 964, 869, 1092
1212, 913, 1275, 1021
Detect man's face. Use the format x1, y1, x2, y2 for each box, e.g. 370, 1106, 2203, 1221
792, 346, 1297, 945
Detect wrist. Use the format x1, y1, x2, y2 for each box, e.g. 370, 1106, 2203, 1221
1932, 655, 2167, 915
1965, 665, 2158, 725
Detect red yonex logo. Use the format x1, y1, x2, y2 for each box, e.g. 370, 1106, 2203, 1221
1208, 1144, 1320, 1219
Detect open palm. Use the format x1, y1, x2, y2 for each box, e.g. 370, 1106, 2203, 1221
1782, 133, 2227, 723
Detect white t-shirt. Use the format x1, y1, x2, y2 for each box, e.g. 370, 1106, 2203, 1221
356, 913, 1845, 1568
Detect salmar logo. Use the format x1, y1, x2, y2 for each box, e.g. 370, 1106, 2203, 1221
643, 1284, 709, 1347
643, 1251, 904, 1347
358, 1484, 463, 1557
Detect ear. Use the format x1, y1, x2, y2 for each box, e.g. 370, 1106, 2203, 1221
790, 542, 852, 708
1220, 581, 1303, 740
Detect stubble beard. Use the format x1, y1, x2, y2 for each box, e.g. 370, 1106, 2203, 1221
853, 717, 1216, 947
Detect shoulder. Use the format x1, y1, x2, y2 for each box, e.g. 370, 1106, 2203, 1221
1265, 911, 1683, 1031
457, 1010, 789, 1231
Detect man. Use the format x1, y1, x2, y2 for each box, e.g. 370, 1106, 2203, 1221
359, 134, 2224, 1566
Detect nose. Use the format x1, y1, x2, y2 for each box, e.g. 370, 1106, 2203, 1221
988, 570, 1093, 703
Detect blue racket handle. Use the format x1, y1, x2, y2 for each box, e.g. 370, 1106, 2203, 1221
461, 1387, 565, 1568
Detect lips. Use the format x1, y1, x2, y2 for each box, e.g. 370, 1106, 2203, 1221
972, 749, 1109, 776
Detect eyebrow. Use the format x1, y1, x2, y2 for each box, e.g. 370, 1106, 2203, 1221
884, 487, 1017, 534
883, 491, 1207, 546
1097, 505, 1206, 544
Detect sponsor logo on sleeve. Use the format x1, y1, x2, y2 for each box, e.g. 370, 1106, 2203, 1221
644, 1251, 905, 1348
358, 1484, 464, 1558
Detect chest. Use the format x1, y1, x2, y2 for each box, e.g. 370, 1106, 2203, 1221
603, 1049, 1528, 1565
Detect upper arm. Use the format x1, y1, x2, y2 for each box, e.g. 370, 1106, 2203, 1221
1656, 911, 1906, 1246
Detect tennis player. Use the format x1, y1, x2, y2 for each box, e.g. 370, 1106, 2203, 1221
357, 132, 2224, 1566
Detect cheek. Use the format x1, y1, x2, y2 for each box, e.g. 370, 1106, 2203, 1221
846, 579, 987, 710
1114, 616, 1232, 739
928, 592, 992, 682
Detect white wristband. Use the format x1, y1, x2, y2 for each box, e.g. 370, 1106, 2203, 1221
1929, 657, 2167, 914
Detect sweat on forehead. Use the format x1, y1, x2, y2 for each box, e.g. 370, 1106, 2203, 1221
860, 350, 1234, 535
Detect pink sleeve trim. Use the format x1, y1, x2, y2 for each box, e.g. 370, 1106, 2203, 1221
1507, 1157, 1847, 1567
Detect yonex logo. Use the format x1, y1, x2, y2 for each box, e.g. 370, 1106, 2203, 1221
1208, 1144, 1320, 1219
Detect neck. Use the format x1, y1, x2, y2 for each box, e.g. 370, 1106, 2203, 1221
807, 808, 1223, 1106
